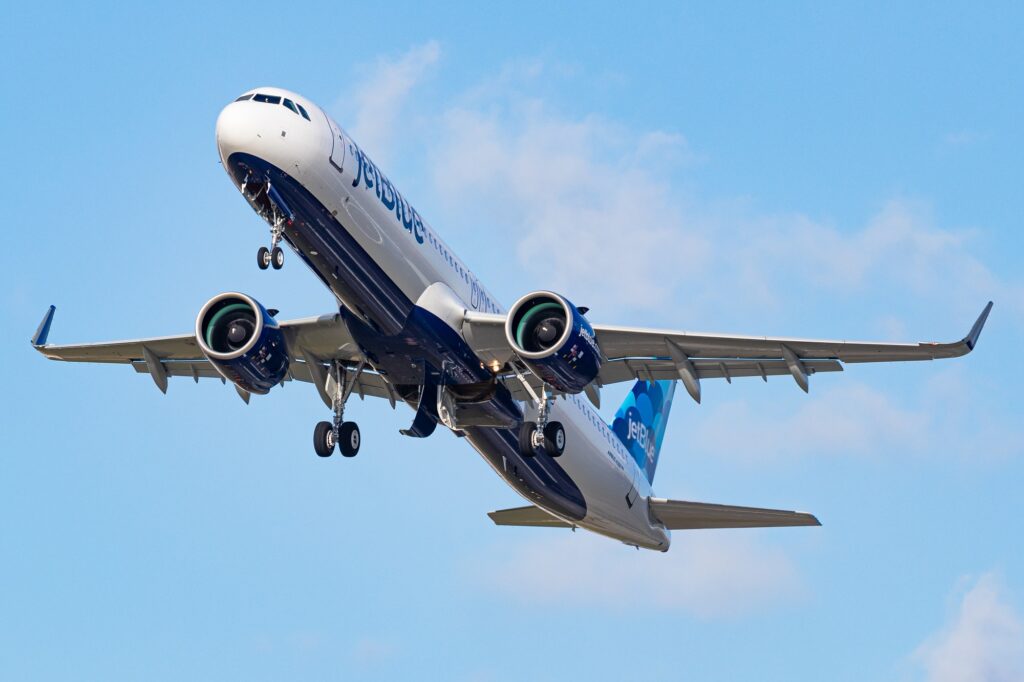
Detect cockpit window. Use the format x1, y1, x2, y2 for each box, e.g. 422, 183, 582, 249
243, 93, 311, 120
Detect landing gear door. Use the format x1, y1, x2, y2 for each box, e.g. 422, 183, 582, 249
328, 118, 347, 173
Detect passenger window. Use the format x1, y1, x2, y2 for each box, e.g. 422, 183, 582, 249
234, 94, 253, 102
253, 93, 282, 104
296, 103, 311, 121
283, 98, 299, 115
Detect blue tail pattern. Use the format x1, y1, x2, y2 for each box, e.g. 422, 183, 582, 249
609, 380, 676, 483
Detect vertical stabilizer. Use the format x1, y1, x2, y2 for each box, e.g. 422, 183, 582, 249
609, 380, 676, 483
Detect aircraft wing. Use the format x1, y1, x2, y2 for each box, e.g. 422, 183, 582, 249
31, 306, 395, 405
464, 301, 993, 403
648, 498, 820, 529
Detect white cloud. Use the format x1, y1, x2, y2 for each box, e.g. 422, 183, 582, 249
472, 531, 801, 618
722, 199, 1019, 321
426, 88, 1018, 327
689, 368, 1023, 463
345, 41, 440, 165
691, 381, 932, 461
914, 572, 1024, 682
430, 100, 709, 312
341, 48, 1021, 327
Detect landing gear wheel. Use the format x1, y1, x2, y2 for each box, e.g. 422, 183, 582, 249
314, 421, 335, 457
271, 246, 284, 270
257, 246, 271, 270
338, 421, 361, 457
518, 421, 537, 457
543, 421, 566, 457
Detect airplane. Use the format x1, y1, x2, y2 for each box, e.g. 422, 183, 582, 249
31, 86, 993, 551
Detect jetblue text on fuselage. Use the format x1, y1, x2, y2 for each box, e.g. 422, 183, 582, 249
349, 140, 499, 314
350, 143, 425, 245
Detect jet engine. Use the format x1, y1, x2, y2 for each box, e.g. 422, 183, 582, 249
195, 292, 289, 394
505, 291, 601, 393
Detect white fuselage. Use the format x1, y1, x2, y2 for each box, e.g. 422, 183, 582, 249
215, 87, 670, 550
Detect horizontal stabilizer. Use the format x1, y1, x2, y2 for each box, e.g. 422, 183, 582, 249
488, 505, 572, 528
649, 497, 820, 530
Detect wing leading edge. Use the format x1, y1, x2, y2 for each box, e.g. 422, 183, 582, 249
463, 302, 993, 402
29, 306, 393, 404
593, 301, 994, 364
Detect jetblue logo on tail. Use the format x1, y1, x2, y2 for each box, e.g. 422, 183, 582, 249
610, 380, 677, 483
627, 417, 657, 464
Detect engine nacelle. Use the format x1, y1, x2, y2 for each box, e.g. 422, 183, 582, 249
505, 291, 601, 394
195, 292, 289, 394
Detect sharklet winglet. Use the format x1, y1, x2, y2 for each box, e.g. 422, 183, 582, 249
31, 305, 56, 347
964, 301, 994, 351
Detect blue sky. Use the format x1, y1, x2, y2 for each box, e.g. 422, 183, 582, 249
2, 2, 1023, 680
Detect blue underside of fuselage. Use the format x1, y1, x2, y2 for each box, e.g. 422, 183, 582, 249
226, 153, 587, 522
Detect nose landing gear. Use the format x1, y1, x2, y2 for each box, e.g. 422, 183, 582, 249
241, 173, 289, 271
313, 360, 365, 458
257, 219, 285, 270
257, 245, 284, 270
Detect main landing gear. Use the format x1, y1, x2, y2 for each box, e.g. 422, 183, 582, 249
518, 387, 565, 458
313, 360, 364, 458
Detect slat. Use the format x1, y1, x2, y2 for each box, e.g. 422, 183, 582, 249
34, 313, 362, 365
38, 334, 202, 363
593, 319, 983, 363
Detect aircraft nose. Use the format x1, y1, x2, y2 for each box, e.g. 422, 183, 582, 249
215, 100, 257, 163
215, 90, 329, 181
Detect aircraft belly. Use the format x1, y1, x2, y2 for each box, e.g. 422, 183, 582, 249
224, 153, 638, 526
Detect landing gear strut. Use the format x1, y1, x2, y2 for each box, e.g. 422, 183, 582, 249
243, 173, 286, 271
518, 386, 565, 458
314, 360, 364, 458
